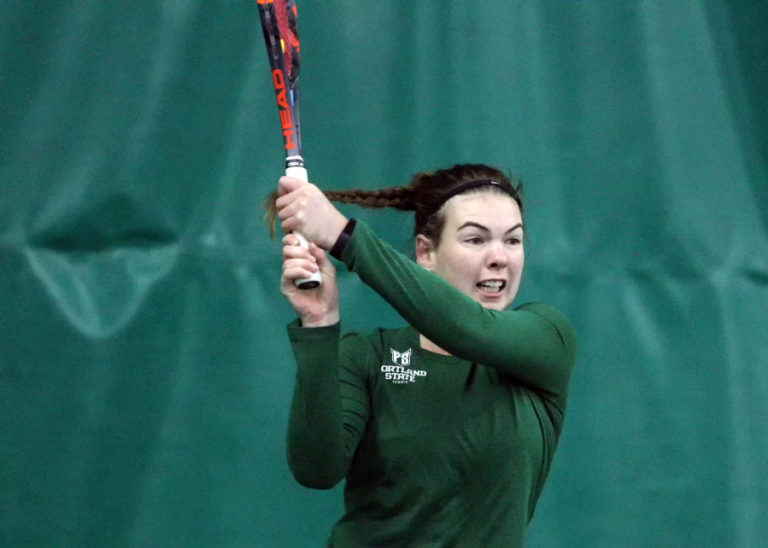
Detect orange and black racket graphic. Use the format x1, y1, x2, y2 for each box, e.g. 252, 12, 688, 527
257, 0, 320, 288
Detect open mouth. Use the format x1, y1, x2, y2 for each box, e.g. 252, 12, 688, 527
476, 280, 506, 294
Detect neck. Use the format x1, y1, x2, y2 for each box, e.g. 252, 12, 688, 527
419, 334, 452, 356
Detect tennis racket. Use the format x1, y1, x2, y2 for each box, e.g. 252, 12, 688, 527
257, 0, 321, 289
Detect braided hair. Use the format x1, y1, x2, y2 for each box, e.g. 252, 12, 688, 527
265, 163, 523, 245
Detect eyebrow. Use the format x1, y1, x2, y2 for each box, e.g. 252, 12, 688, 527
457, 221, 524, 234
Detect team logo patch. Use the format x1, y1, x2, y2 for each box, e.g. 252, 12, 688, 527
390, 348, 411, 366
381, 347, 427, 384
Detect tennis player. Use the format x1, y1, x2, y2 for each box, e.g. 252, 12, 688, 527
272, 163, 577, 546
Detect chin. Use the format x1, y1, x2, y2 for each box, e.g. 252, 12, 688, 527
467, 285, 517, 310
476, 296, 513, 311
490, 292, 518, 311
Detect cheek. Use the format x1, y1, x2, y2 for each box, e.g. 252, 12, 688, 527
436, 249, 475, 285
504, 251, 525, 287
512, 247, 525, 269
451, 250, 480, 273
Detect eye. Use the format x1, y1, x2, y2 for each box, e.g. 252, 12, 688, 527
465, 236, 484, 245
506, 236, 522, 245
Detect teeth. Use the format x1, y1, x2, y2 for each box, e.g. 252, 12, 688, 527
478, 280, 504, 290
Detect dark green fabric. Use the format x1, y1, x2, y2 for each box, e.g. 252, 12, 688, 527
285, 220, 576, 546
289, 325, 551, 547
340, 221, 576, 404
1, 2, 766, 547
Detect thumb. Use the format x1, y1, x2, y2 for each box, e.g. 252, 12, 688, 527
308, 242, 328, 265
309, 243, 337, 276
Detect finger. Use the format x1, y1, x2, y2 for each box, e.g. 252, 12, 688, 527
276, 182, 309, 211
277, 199, 301, 220
283, 262, 320, 283
308, 242, 327, 263
308, 243, 337, 278
283, 244, 317, 263
281, 218, 298, 235
275, 190, 295, 210
283, 257, 319, 273
278, 176, 307, 196
282, 233, 302, 247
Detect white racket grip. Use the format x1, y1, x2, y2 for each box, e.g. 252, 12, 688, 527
285, 162, 307, 182
285, 160, 322, 289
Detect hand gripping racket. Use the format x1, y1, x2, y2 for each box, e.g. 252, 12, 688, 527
257, 0, 321, 289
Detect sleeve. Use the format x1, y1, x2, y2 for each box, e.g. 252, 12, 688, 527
285, 320, 371, 489
339, 221, 578, 410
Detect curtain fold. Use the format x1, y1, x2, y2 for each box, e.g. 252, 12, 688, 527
1, 2, 765, 546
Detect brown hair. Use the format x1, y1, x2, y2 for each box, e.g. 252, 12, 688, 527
265, 163, 523, 245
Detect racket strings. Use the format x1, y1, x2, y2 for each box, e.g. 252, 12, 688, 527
274, 0, 300, 78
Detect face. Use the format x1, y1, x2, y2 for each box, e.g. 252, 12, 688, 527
417, 191, 524, 311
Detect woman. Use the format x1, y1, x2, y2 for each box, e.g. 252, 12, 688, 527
272, 164, 577, 546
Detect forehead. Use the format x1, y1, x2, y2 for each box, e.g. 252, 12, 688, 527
442, 191, 522, 228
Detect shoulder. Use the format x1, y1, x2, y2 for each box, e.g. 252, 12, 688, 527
516, 302, 573, 326
514, 302, 578, 357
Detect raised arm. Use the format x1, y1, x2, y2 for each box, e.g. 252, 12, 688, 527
338, 221, 577, 406
273, 176, 576, 407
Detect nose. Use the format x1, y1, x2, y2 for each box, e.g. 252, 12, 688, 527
486, 242, 508, 270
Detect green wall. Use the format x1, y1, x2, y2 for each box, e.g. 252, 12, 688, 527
2, 2, 766, 546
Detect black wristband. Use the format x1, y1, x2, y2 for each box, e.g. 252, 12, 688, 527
330, 218, 357, 260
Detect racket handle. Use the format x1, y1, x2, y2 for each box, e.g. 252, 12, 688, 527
285, 157, 322, 289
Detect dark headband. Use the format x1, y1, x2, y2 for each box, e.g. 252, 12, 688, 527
431, 179, 514, 214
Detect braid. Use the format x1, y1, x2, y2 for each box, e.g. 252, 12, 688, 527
263, 164, 523, 242
263, 185, 415, 239
324, 186, 414, 210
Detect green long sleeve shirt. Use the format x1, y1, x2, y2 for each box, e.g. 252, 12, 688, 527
286, 221, 577, 547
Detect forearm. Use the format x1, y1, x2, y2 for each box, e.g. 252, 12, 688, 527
285, 321, 347, 489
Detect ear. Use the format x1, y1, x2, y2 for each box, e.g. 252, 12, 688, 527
415, 235, 434, 269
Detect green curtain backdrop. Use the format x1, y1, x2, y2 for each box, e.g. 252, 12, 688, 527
2, 2, 766, 546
